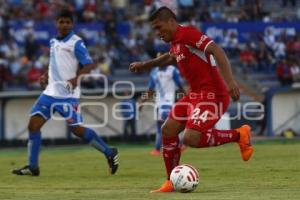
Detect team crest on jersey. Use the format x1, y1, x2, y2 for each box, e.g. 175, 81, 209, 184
176, 54, 186, 62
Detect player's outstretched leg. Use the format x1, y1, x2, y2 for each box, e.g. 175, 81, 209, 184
71, 126, 119, 175
235, 125, 254, 161
150, 119, 185, 193
12, 115, 46, 176
184, 126, 254, 161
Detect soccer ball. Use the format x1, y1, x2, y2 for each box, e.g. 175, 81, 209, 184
170, 164, 199, 193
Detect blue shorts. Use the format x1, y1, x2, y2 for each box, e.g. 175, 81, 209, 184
157, 104, 172, 121
30, 94, 83, 126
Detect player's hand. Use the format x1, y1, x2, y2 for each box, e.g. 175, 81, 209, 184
65, 82, 74, 94
66, 79, 77, 94
39, 74, 48, 89
228, 80, 240, 102
129, 61, 146, 73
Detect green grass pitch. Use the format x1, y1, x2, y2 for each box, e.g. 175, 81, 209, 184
0, 141, 299, 200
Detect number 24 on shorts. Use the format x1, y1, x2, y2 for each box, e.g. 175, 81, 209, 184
191, 108, 209, 125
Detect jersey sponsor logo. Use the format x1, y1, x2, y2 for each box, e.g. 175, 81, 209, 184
61, 47, 72, 53
196, 35, 208, 48
174, 44, 181, 54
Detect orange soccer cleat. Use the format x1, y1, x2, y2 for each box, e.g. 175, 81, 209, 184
150, 180, 174, 193
236, 125, 254, 161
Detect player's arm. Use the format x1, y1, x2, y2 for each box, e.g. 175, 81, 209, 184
68, 63, 96, 88
206, 42, 240, 101
129, 53, 176, 73
68, 40, 95, 88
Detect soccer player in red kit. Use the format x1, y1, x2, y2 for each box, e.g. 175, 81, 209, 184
129, 7, 254, 193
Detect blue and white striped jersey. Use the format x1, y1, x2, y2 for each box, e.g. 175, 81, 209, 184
43, 31, 93, 98
148, 65, 183, 107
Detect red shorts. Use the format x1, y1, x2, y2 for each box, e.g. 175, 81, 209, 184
169, 92, 230, 132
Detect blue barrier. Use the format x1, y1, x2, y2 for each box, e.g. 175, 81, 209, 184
201, 21, 300, 43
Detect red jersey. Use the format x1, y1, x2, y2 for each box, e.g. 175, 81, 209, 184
169, 25, 228, 96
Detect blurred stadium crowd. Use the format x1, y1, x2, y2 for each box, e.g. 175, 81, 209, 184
0, 0, 299, 91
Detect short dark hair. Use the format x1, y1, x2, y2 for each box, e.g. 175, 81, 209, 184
149, 6, 176, 22
56, 9, 74, 21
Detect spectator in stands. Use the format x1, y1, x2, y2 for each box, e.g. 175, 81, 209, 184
286, 34, 300, 56
255, 41, 273, 72
178, 0, 194, 8
222, 30, 239, 57
112, 0, 128, 21
144, 32, 157, 58
106, 43, 120, 71
282, 0, 296, 7
25, 34, 39, 60
239, 43, 257, 72
27, 64, 43, 90
177, 0, 195, 22
276, 59, 293, 86
104, 10, 117, 40
225, 0, 236, 7
120, 90, 137, 142
199, 6, 212, 22
0, 52, 11, 90
273, 36, 286, 59
290, 60, 300, 83
210, 4, 223, 22
98, 55, 113, 82
264, 27, 276, 50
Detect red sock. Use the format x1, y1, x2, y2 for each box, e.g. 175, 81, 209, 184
198, 129, 239, 148
162, 136, 181, 180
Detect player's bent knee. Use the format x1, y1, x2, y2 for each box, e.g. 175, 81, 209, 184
161, 123, 173, 137
161, 119, 185, 137
28, 124, 40, 133
28, 120, 43, 132
27, 115, 47, 132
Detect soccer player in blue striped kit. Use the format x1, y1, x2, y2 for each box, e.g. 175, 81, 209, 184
12, 9, 119, 176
